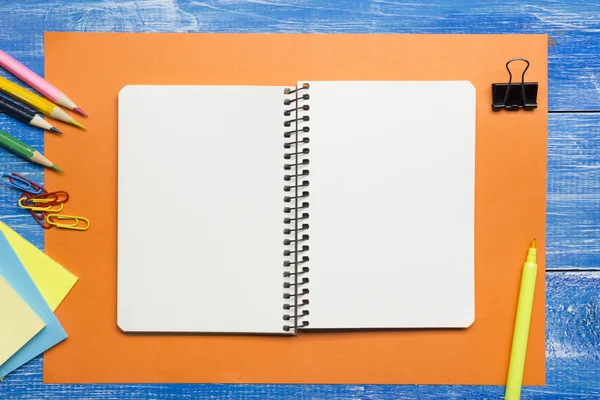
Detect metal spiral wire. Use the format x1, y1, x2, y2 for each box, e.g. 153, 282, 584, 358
282, 83, 310, 332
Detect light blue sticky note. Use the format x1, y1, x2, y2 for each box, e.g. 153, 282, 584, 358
0, 232, 67, 377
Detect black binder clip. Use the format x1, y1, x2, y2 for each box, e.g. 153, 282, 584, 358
492, 58, 538, 111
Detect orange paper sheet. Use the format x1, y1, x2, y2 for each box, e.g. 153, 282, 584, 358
44, 33, 547, 384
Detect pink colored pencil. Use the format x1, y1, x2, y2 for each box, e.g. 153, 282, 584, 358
0, 49, 87, 117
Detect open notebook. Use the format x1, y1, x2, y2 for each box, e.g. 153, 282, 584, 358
117, 81, 475, 335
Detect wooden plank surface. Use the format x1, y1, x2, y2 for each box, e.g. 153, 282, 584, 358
548, 114, 600, 270
0, 1, 599, 398
1, 1, 600, 110
1, 272, 598, 399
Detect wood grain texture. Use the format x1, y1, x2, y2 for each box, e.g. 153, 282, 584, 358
0, 0, 599, 398
0, 272, 598, 399
1, 0, 600, 110
547, 114, 600, 270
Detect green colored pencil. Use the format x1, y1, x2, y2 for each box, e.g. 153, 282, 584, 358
0, 129, 62, 172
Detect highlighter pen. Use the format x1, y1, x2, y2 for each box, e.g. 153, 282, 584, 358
505, 239, 538, 400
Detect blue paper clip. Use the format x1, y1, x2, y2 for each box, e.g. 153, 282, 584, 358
0, 173, 45, 195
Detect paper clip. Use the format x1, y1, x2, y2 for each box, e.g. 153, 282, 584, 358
0, 173, 45, 195
46, 214, 91, 231
22, 190, 69, 207
10, 173, 47, 194
18, 197, 64, 212
29, 210, 52, 229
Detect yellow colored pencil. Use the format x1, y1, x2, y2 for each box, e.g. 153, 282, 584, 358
0, 75, 86, 130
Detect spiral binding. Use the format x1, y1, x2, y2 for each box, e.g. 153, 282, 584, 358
283, 83, 311, 333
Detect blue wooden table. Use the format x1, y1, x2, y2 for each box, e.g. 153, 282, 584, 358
0, 1, 599, 399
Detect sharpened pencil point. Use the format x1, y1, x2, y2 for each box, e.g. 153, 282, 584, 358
531, 239, 536, 249
73, 107, 88, 117
50, 165, 63, 173
68, 118, 87, 130
50, 127, 63, 135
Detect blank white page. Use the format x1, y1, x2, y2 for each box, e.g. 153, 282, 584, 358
118, 85, 286, 334
305, 81, 475, 329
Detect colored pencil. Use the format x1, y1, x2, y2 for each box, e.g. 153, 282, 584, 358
0, 94, 61, 134
0, 129, 62, 172
0, 49, 87, 116
0, 75, 86, 130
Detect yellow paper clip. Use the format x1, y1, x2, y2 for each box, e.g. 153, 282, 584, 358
46, 214, 91, 231
18, 197, 64, 213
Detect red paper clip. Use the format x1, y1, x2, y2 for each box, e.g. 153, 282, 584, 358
29, 210, 52, 229
8, 173, 47, 195
22, 190, 69, 208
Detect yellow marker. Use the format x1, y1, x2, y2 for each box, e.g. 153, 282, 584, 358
46, 214, 91, 231
505, 239, 538, 400
0, 75, 86, 129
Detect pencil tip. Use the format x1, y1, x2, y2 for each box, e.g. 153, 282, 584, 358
68, 119, 87, 130
50, 164, 63, 173
50, 127, 63, 135
531, 239, 536, 249
73, 107, 88, 117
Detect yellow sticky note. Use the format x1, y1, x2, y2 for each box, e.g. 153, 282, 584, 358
0, 275, 46, 366
0, 221, 77, 311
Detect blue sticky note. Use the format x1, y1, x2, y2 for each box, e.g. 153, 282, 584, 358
0, 232, 67, 377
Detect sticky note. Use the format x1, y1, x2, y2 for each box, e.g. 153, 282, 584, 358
0, 220, 77, 311
0, 274, 45, 366
0, 232, 67, 378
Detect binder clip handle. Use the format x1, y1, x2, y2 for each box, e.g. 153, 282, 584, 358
504, 58, 530, 108
492, 57, 538, 111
